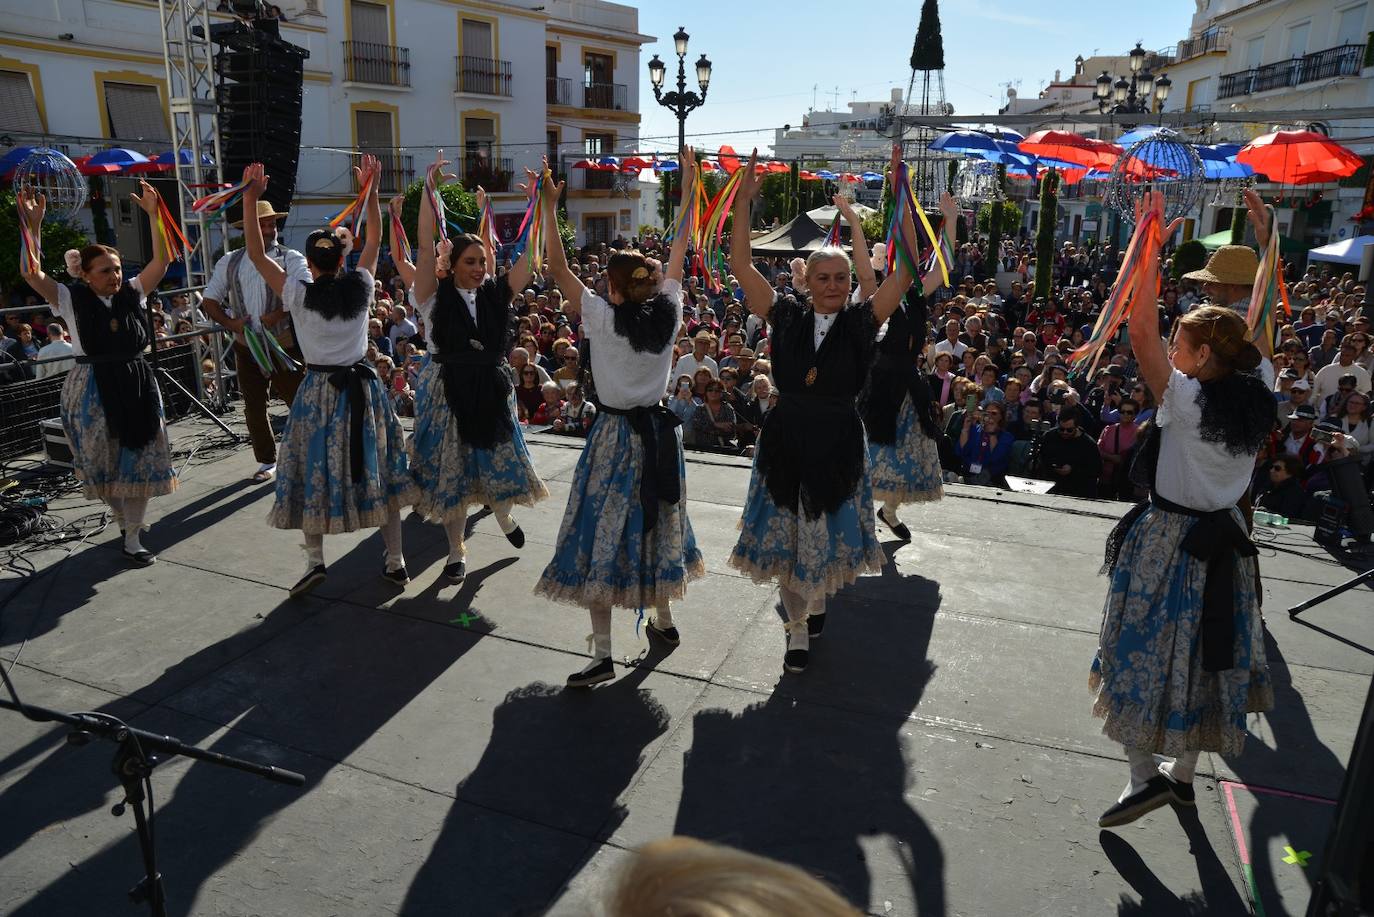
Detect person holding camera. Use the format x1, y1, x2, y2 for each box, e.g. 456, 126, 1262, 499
1032, 410, 1102, 498
957, 400, 1012, 487
1091, 190, 1275, 831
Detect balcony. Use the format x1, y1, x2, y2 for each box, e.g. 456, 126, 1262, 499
1218, 42, 1365, 98
582, 81, 627, 111
356, 150, 414, 194
343, 40, 410, 87
456, 55, 512, 96
547, 76, 571, 106
457, 155, 514, 193
1175, 27, 1230, 62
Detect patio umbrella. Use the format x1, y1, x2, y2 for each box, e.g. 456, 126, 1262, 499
1116, 125, 1167, 146
71, 154, 122, 176
1237, 131, 1363, 184
815, 170, 838, 181
86, 147, 152, 170
1019, 131, 1121, 170
128, 148, 216, 173
859, 171, 884, 182
930, 131, 1003, 156
652, 160, 678, 172
0, 146, 38, 176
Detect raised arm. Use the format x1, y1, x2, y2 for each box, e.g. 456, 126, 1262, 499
355, 154, 382, 277
538, 167, 586, 318
835, 195, 875, 301
240, 163, 287, 298
388, 195, 415, 288
413, 150, 453, 306
131, 180, 170, 292
15, 191, 60, 305
1129, 190, 1183, 402
502, 176, 537, 295
922, 192, 959, 297
664, 147, 696, 284
870, 157, 920, 326
475, 187, 497, 278
729, 151, 773, 320
1243, 188, 1271, 249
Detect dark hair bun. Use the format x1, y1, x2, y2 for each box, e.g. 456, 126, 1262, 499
1234, 342, 1263, 372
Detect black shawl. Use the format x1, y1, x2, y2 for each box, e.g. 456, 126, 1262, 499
430, 275, 515, 449
756, 293, 875, 520
69, 282, 159, 450
301, 270, 371, 321
859, 287, 941, 445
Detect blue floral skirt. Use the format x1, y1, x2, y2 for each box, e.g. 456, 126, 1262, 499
268, 369, 414, 534
1090, 505, 1273, 756
408, 361, 548, 523
729, 440, 885, 602
60, 364, 177, 501
868, 395, 944, 505
534, 412, 705, 609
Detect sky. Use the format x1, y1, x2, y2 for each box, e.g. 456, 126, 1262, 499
633, 0, 1198, 158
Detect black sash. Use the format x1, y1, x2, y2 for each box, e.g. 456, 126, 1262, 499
597, 403, 682, 534
308, 362, 377, 481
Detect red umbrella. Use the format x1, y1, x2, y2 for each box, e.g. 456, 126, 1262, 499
72, 154, 122, 176
1236, 131, 1363, 185
1019, 130, 1121, 170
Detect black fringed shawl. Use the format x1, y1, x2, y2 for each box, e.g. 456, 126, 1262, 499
69, 282, 159, 450
859, 287, 942, 445
430, 275, 515, 450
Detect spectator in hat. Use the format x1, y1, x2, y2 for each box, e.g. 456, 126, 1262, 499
1280, 403, 1322, 469
1277, 377, 1313, 424
675, 330, 719, 381
1182, 243, 1279, 389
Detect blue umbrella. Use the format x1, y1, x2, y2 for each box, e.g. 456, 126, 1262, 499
596, 156, 620, 168
1201, 158, 1254, 180
1209, 142, 1242, 158
859, 171, 883, 182
155, 148, 215, 167
815, 170, 839, 180
983, 128, 1025, 143
0, 146, 38, 175
930, 131, 1002, 155
87, 147, 151, 168
653, 160, 678, 171
1117, 125, 1167, 145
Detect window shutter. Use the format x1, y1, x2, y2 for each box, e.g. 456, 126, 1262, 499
354, 109, 392, 149
350, 1, 389, 45
0, 71, 42, 133
462, 20, 492, 60
104, 83, 168, 141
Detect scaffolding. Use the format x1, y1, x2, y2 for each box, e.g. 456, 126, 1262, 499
158, 0, 233, 408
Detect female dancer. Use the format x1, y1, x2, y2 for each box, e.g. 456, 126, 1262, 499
241, 159, 413, 595
410, 156, 547, 582
1092, 190, 1274, 828
859, 196, 954, 539
18, 183, 174, 565
728, 149, 939, 673
534, 152, 702, 688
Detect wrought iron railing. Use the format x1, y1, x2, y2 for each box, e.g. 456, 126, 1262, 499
342, 40, 411, 87
547, 76, 571, 106
356, 150, 414, 194
1176, 27, 1230, 61
582, 81, 627, 111
456, 55, 512, 96
1218, 42, 1366, 98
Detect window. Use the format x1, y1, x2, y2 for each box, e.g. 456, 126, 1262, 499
0, 70, 42, 133
104, 83, 168, 141
1245, 35, 1265, 68
546, 45, 557, 80
464, 116, 495, 161
584, 133, 614, 189
1336, 4, 1368, 46
462, 19, 492, 60
547, 129, 559, 176
349, 0, 389, 44
584, 52, 612, 87
355, 108, 407, 192
355, 108, 392, 150
1286, 21, 1310, 58
585, 216, 612, 244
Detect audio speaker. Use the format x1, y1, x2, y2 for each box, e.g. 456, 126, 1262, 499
210, 20, 309, 223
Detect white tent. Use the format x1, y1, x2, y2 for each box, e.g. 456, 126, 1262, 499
806, 202, 878, 224
1308, 235, 1374, 266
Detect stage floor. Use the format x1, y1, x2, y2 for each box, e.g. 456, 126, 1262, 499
1, 411, 1370, 916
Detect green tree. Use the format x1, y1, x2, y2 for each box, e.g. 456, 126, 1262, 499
400, 180, 478, 242
980, 164, 1009, 276
0, 190, 88, 299
758, 173, 793, 226
788, 161, 800, 220
910, 0, 945, 70
946, 159, 958, 195
976, 199, 1022, 236
1170, 239, 1208, 280
1033, 170, 1059, 300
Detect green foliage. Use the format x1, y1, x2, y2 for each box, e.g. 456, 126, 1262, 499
910, 0, 945, 71
788, 161, 801, 220
0, 190, 88, 300
1033, 171, 1059, 300
976, 200, 1022, 236
946, 159, 958, 195
1229, 198, 1246, 244
758, 173, 793, 226
400, 180, 478, 243
861, 210, 887, 246
1171, 239, 1208, 280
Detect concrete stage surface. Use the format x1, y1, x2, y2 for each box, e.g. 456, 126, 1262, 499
1, 412, 1370, 917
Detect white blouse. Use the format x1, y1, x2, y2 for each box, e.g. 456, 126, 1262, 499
581, 278, 682, 410
282, 268, 373, 366
1154, 368, 1258, 511
52, 278, 147, 357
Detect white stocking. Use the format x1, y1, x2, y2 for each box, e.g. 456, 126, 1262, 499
122, 498, 149, 553
107, 496, 126, 530
883, 499, 900, 518
1161, 750, 1199, 784
492, 507, 518, 535
1121, 747, 1158, 802
653, 598, 674, 629
381, 512, 404, 571
587, 604, 612, 661
304, 533, 325, 568
780, 585, 811, 652
443, 519, 466, 564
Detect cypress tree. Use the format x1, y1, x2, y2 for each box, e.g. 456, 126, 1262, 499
1034, 170, 1059, 300
910, 0, 945, 71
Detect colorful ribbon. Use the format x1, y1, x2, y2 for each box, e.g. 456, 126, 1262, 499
824, 214, 842, 247
17, 200, 41, 275
330, 166, 375, 233
1246, 208, 1291, 352
694, 168, 744, 293
389, 210, 410, 262
191, 177, 250, 219
426, 175, 449, 243
509, 173, 547, 271
1069, 207, 1161, 375
154, 194, 191, 262
884, 162, 949, 287
242, 320, 300, 374
477, 197, 495, 241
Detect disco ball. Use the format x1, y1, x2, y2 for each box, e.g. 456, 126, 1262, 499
954, 159, 1001, 204
1105, 129, 1205, 227
12, 148, 87, 223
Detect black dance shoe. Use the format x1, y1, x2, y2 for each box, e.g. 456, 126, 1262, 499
878, 507, 911, 541
807, 613, 827, 639
504, 525, 525, 549
121, 547, 156, 567
380, 564, 410, 587
1158, 768, 1196, 806
1098, 777, 1173, 828
290, 564, 327, 598
783, 648, 810, 674
646, 619, 680, 647
566, 657, 615, 688
444, 559, 467, 583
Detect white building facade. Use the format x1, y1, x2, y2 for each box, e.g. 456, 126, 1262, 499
0, 0, 650, 250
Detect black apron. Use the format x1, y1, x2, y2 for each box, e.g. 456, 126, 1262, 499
69, 282, 160, 451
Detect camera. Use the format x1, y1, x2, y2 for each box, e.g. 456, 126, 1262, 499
1312, 427, 1337, 445
1049, 389, 1067, 405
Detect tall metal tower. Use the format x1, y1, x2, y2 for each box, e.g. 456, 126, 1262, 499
901, 0, 950, 204
157, 0, 226, 292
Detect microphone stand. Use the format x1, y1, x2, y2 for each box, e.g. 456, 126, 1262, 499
0, 686, 304, 917
142, 293, 240, 442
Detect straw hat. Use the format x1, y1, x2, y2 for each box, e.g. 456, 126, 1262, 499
1183, 245, 1258, 286
231, 200, 289, 227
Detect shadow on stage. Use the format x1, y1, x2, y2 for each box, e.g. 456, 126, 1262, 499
668, 539, 948, 915
0, 533, 500, 916
1102, 819, 1246, 916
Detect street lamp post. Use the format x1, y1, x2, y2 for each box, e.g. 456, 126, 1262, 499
648, 26, 711, 223
1093, 42, 1172, 128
